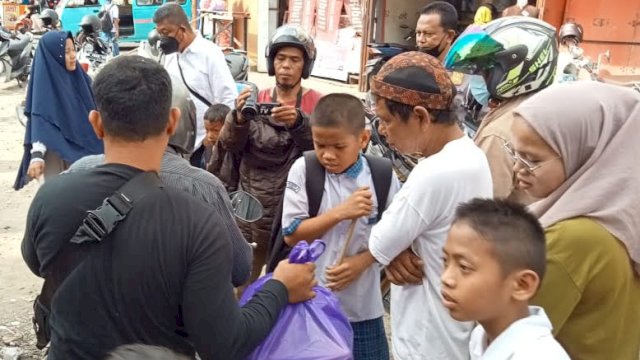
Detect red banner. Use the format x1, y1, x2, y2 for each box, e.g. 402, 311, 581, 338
344, 0, 363, 32
287, 0, 315, 34
314, 0, 343, 43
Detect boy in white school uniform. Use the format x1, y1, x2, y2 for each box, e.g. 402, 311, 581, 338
282, 93, 401, 360
441, 198, 571, 360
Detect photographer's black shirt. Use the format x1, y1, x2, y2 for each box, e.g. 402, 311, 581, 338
22, 164, 288, 360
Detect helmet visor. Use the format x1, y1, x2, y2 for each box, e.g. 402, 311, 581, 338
444, 25, 505, 75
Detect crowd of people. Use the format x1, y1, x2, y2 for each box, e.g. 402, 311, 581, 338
13, 1, 640, 360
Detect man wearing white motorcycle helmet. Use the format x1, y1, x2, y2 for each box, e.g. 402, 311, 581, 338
444, 17, 558, 204
218, 24, 322, 290
153, 3, 238, 168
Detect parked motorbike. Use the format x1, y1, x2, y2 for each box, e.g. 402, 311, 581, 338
14, 5, 40, 34
0, 28, 33, 86
75, 14, 112, 75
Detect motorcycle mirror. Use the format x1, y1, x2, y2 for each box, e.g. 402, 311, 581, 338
229, 191, 264, 223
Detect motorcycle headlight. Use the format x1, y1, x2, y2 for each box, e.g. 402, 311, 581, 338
83, 43, 94, 53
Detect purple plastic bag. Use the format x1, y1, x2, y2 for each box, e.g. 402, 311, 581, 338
239, 240, 354, 360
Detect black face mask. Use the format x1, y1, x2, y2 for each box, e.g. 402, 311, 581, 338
159, 36, 179, 55
420, 37, 446, 58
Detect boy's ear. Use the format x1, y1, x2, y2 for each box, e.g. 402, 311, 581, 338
511, 269, 540, 302
359, 128, 371, 151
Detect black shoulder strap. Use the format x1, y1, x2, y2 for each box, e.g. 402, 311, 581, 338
177, 55, 213, 107
303, 151, 325, 217
363, 154, 393, 222
71, 172, 162, 244
272, 87, 304, 108
37, 172, 162, 317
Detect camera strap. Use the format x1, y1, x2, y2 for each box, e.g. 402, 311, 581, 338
177, 54, 212, 107
271, 87, 303, 108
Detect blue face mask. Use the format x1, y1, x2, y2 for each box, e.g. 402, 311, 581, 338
469, 75, 490, 106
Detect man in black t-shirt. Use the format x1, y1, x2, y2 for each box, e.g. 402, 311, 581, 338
22, 56, 316, 360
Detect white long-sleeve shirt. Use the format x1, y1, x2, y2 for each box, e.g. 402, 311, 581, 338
369, 136, 493, 360
164, 35, 238, 149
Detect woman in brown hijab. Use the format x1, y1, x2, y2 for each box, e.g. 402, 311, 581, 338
508, 81, 640, 360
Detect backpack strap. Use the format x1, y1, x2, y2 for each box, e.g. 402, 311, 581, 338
303, 151, 326, 217
363, 154, 393, 222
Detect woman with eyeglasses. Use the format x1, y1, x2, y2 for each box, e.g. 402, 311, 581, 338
509, 81, 640, 360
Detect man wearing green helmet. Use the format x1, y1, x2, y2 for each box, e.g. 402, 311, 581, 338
444, 17, 558, 204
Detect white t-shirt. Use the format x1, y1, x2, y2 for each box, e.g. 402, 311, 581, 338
282, 154, 401, 322
164, 35, 238, 149
470, 306, 571, 360
369, 136, 493, 360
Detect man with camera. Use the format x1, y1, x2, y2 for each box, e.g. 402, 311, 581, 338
217, 24, 322, 287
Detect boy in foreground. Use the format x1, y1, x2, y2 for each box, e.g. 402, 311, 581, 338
441, 198, 570, 359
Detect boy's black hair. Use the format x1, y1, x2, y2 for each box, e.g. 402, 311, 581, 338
204, 103, 231, 123
105, 344, 190, 360
153, 3, 190, 28
420, 1, 459, 32
93, 56, 172, 142
454, 198, 546, 280
310, 93, 365, 135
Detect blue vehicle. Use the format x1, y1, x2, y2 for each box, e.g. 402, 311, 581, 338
56, 0, 192, 43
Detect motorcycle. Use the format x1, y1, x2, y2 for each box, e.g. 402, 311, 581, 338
76, 31, 112, 75
0, 28, 33, 86
364, 25, 416, 93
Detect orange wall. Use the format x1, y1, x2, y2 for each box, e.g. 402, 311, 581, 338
542, 0, 640, 69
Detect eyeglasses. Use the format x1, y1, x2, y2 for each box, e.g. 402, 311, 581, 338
502, 141, 561, 173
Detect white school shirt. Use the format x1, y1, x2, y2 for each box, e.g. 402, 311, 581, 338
282, 154, 401, 322
470, 306, 571, 360
164, 35, 238, 149
369, 136, 493, 360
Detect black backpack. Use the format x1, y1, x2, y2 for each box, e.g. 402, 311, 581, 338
98, 4, 114, 33
266, 151, 393, 272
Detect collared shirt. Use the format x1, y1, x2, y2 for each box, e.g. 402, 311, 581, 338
282, 154, 401, 322
369, 136, 493, 360
164, 35, 238, 149
470, 306, 571, 359
66, 148, 252, 287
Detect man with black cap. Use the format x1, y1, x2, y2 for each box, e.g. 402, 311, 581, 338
352, 51, 493, 359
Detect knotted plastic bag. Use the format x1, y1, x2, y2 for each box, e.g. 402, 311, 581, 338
239, 240, 354, 360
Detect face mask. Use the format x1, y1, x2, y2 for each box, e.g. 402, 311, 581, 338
469, 75, 490, 106
421, 36, 445, 58
159, 36, 179, 55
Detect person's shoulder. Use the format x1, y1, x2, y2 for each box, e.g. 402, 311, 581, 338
545, 218, 613, 249
410, 138, 490, 184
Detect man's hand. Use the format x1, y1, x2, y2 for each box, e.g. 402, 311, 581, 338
273, 260, 317, 303
270, 105, 299, 127
325, 251, 375, 292
384, 249, 424, 286
333, 187, 373, 221
27, 161, 44, 179
234, 88, 253, 124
